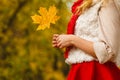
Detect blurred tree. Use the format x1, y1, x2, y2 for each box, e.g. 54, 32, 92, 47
0, 0, 72, 80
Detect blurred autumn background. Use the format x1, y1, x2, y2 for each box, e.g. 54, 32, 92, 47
0, 0, 73, 80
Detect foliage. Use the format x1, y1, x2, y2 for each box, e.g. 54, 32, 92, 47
0, 0, 71, 80
31, 5, 60, 30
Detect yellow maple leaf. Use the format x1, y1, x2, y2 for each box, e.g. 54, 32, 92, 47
31, 5, 60, 30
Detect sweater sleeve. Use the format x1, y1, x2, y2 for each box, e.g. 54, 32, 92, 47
93, 0, 120, 64
93, 41, 114, 64
114, 0, 120, 13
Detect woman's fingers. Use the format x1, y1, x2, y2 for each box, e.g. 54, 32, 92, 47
52, 44, 57, 47
52, 34, 69, 48
52, 41, 57, 44
52, 42, 57, 47
53, 34, 59, 40
53, 34, 59, 37
52, 34, 58, 47
56, 35, 61, 42
53, 37, 56, 41
57, 40, 65, 49
57, 41, 61, 47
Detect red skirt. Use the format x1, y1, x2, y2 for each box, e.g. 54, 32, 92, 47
67, 61, 120, 80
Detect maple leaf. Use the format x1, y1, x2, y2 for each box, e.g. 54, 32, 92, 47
31, 5, 60, 30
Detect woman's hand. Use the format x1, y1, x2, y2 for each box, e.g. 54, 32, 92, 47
52, 34, 96, 58
52, 34, 59, 48
52, 34, 74, 48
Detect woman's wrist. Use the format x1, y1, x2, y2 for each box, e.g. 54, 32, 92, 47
70, 35, 83, 47
69, 35, 77, 46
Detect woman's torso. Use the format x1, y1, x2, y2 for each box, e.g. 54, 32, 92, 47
65, 0, 103, 64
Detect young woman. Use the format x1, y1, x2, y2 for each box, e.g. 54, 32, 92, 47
52, 0, 120, 80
